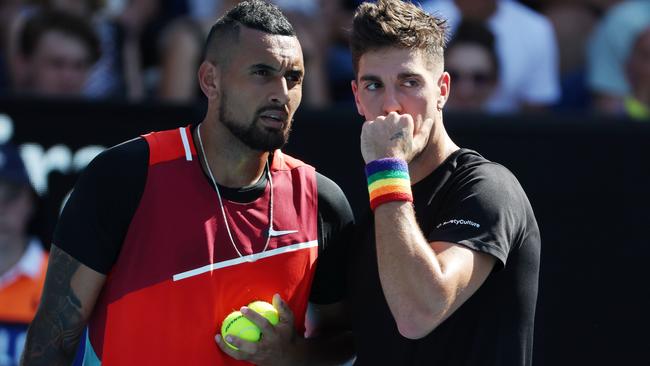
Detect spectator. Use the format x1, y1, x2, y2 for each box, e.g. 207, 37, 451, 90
3, 0, 134, 99
156, 0, 249, 104
445, 20, 500, 111
280, 0, 331, 107
113, 0, 164, 100
624, 26, 650, 120
46, 0, 138, 99
425, 0, 561, 113
0, 143, 47, 366
542, 2, 597, 78
586, 0, 650, 114
12, 9, 100, 97
0, 0, 24, 94
542, 2, 598, 110
323, 0, 361, 106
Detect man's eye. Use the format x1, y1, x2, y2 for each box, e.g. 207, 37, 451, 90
403, 79, 418, 87
366, 82, 381, 91
253, 69, 270, 77
286, 73, 303, 83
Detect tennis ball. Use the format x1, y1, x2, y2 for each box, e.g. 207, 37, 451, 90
221, 311, 260, 350
247, 301, 279, 326
220, 301, 279, 350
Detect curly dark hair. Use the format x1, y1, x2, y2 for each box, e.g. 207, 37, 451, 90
350, 0, 448, 75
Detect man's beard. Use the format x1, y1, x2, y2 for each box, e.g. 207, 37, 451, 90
219, 92, 291, 151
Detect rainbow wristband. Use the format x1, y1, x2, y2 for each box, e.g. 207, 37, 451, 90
365, 158, 413, 211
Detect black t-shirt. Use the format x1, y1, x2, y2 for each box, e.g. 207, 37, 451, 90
349, 149, 541, 366
54, 136, 354, 305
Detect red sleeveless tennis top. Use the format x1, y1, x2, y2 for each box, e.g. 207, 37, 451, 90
85, 126, 319, 365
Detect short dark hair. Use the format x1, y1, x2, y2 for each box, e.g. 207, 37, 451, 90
19, 9, 101, 63
203, 0, 295, 65
350, 0, 448, 75
446, 19, 499, 76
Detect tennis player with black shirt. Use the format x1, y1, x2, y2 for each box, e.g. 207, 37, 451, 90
22, 2, 354, 365
347, 1, 541, 365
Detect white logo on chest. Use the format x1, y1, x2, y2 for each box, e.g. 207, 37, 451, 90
268, 229, 299, 237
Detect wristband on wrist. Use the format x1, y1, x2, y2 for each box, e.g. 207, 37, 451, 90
365, 158, 413, 211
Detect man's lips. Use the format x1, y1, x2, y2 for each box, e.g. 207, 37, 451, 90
258, 109, 288, 129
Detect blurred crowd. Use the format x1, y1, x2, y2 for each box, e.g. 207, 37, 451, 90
1, 1, 649, 364
0, 0, 649, 117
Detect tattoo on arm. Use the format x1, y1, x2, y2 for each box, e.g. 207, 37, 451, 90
21, 246, 86, 365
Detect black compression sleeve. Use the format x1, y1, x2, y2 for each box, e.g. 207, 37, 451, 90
53, 138, 148, 274
309, 172, 355, 304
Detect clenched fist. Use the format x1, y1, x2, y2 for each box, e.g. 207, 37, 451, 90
360, 112, 434, 163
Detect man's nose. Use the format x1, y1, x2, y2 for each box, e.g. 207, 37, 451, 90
381, 88, 402, 115
269, 77, 289, 105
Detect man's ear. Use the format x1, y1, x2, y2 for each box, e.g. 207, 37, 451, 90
351, 80, 365, 116
437, 71, 450, 110
198, 61, 221, 100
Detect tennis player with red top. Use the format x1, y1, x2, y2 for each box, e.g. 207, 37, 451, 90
21, 1, 354, 365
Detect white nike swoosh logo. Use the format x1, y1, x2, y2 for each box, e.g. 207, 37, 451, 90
268, 229, 299, 237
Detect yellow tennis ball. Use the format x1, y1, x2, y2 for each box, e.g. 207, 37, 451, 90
221, 311, 261, 350
247, 301, 279, 326
220, 301, 278, 350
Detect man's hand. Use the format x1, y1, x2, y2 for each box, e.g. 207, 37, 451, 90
360, 112, 434, 163
215, 294, 303, 366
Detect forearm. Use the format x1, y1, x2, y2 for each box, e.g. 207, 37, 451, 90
21, 245, 105, 365
374, 201, 448, 338
21, 309, 84, 365
21, 251, 85, 365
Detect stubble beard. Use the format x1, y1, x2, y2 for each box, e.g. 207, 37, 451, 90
218, 92, 291, 152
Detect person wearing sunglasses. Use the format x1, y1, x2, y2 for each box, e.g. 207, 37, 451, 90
445, 20, 499, 112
